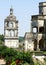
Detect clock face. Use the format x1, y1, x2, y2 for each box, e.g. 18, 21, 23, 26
9, 22, 13, 28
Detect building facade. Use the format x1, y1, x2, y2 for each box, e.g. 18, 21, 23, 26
31, 2, 46, 51
4, 2, 46, 51
24, 32, 34, 51
25, 2, 46, 51
4, 7, 19, 48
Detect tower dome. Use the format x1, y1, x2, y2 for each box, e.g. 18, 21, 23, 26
5, 7, 17, 22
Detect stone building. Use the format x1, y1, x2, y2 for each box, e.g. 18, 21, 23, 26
24, 32, 34, 51
4, 2, 46, 51
25, 2, 46, 51
4, 7, 19, 48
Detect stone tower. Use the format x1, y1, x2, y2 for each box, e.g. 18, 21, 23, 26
4, 7, 19, 48
31, 2, 46, 51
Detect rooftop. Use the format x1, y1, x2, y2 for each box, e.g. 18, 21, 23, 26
39, 2, 46, 7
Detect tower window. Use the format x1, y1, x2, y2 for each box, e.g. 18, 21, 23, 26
10, 30, 14, 37
33, 27, 38, 33
5, 21, 9, 27
39, 6, 43, 15
39, 27, 44, 33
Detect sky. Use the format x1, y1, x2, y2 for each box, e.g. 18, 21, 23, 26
0, 0, 46, 36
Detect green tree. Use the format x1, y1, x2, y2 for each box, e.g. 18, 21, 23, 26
0, 34, 4, 41
19, 37, 24, 42
0, 34, 4, 46
5, 48, 18, 62
23, 51, 34, 65
0, 45, 34, 65
11, 61, 16, 65
0, 46, 7, 58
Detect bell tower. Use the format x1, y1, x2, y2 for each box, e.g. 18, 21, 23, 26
4, 7, 19, 48
31, 2, 46, 51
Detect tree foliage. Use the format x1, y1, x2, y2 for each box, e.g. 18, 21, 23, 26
0, 46, 34, 65
0, 34, 4, 45
0, 34, 4, 42
19, 37, 24, 42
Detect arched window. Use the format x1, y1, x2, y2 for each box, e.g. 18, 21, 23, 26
39, 27, 44, 33
15, 30, 18, 37
33, 27, 38, 33
39, 39, 44, 50
10, 30, 14, 37
5, 30, 8, 36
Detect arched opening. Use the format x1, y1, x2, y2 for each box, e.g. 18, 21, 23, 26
33, 27, 38, 33
34, 39, 37, 50
39, 27, 44, 33
10, 30, 14, 37
39, 39, 44, 50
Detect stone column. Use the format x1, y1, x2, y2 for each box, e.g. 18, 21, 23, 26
35, 34, 39, 51
37, 35, 40, 51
